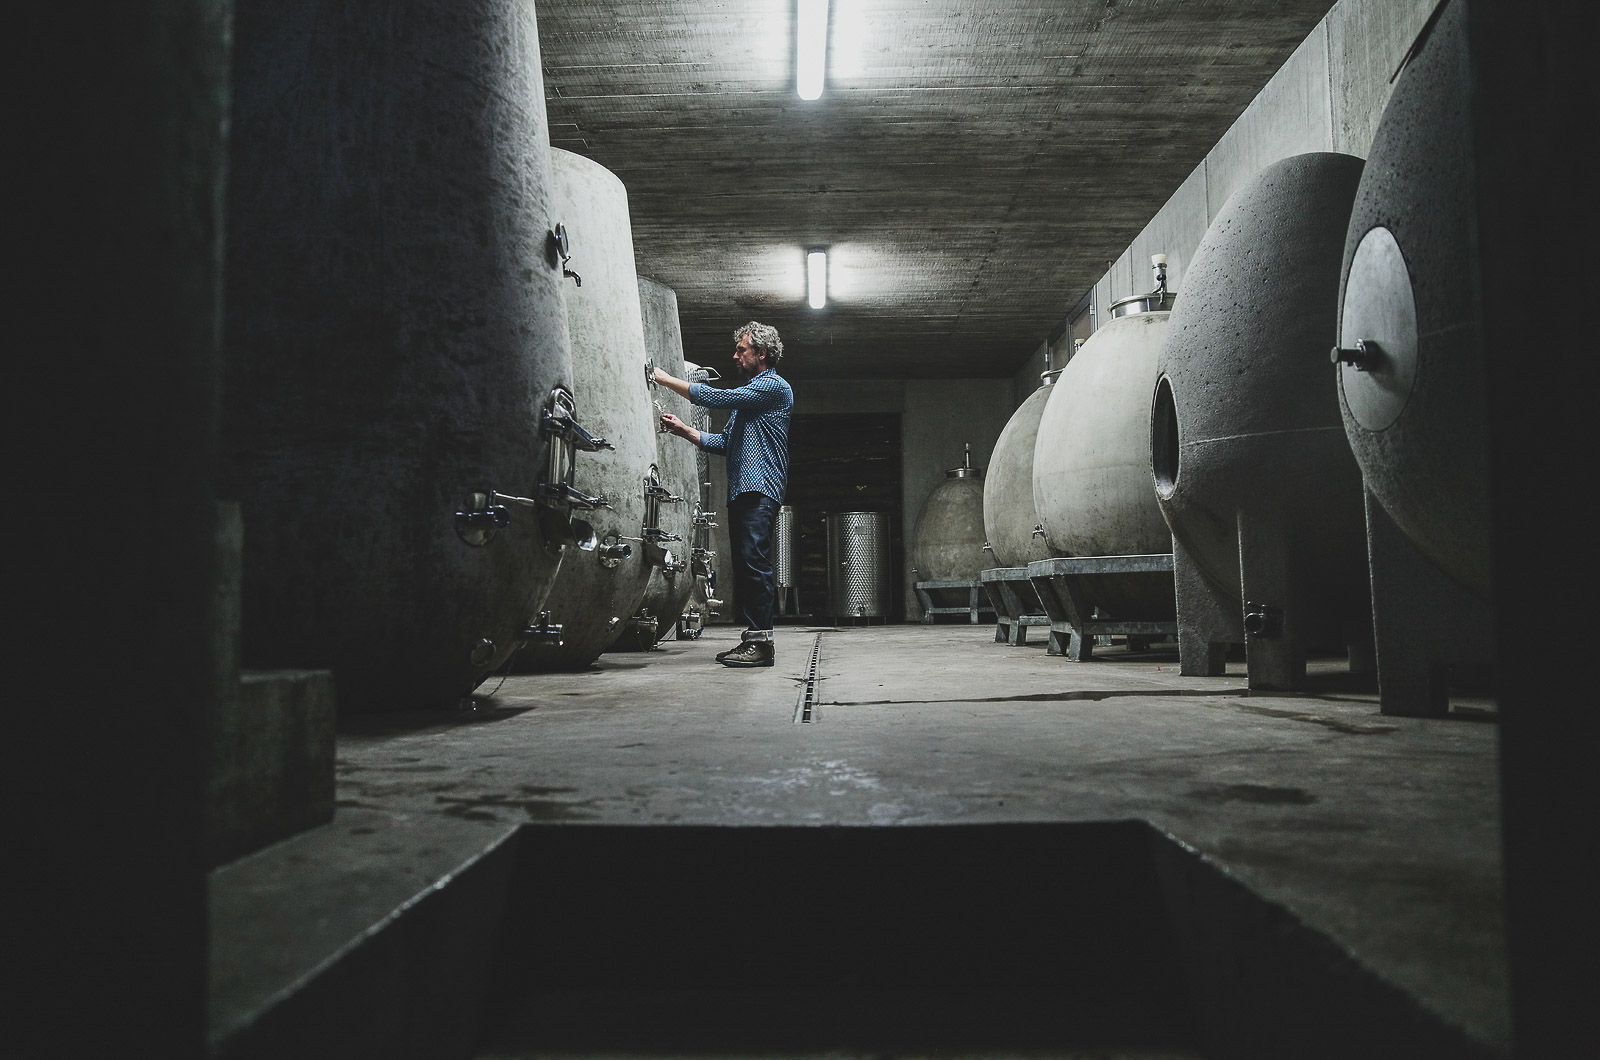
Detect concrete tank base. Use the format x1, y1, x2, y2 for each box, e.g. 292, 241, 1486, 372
1365, 492, 1494, 717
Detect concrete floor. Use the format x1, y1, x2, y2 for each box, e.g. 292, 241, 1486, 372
210, 623, 1507, 1057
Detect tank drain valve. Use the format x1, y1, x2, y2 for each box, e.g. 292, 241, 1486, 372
694, 509, 718, 529
519, 612, 564, 648
1330, 340, 1379, 371
1243, 603, 1284, 639
597, 535, 634, 568
454, 492, 513, 546
644, 527, 682, 544
1032, 524, 1047, 538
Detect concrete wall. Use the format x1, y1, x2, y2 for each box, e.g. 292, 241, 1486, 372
1079, 0, 1436, 326
793, 378, 1014, 621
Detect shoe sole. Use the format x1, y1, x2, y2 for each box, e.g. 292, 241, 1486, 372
720, 658, 774, 668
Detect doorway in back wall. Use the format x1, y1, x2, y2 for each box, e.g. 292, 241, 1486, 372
782, 412, 904, 624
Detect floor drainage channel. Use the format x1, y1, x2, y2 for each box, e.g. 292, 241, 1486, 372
793, 632, 825, 724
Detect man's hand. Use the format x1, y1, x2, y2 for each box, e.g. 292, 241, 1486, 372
659, 412, 695, 442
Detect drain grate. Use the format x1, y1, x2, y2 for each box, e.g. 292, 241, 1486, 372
793, 632, 824, 723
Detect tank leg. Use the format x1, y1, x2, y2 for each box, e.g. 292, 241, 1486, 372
1346, 617, 1377, 676
1364, 491, 1492, 717
1237, 508, 1308, 691
1068, 629, 1094, 661
1173, 535, 1237, 677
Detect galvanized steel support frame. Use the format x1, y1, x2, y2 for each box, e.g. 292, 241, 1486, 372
979, 567, 1051, 645
1027, 555, 1178, 660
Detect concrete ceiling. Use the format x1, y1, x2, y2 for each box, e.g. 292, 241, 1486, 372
536, 0, 1336, 380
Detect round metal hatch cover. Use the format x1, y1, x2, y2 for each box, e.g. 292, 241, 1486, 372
1339, 225, 1419, 432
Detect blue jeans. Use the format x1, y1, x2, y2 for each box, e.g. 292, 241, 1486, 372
728, 491, 778, 639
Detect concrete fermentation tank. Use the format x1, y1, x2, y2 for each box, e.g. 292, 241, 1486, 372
1334, 0, 1491, 715
679, 360, 723, 636
984, 381, 1059, 569
519, 149, 660, 670
1154, 153, 1371, 691
1034, 309, 1173, 561
222, 0, 579, 711
609, 276, 697, 650
911, 446, 988, 582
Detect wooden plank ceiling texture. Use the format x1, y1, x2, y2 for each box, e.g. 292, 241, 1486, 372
537, 0, 1334, 380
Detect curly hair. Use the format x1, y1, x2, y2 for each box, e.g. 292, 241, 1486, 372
733, 321, 784, 367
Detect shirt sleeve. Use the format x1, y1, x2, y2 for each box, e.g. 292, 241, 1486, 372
698, 411, 732, 454
689, 372, 786, 412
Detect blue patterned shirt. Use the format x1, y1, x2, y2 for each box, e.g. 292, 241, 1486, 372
690, 368, 793, 503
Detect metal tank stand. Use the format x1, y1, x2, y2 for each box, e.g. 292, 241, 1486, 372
979, 567, 1050, 645
914, 578, 995, 624
1026, 555, 1178, 660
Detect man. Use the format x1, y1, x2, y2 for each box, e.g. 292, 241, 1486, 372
655, 321, 792, 668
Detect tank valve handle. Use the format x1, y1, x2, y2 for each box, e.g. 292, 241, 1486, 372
1032, 524, 1047, 539
455, 492, 513, 546
644, 527, 682, 544
541, 483, 611, 512
542, 405, 613, 453
644, 358, 658, 389
519, 611, 564, 648
646, 482, 685, 504
550, 223, 581, 287
1330, 340, 1379, 371
694, 509, 718, 529
982, 541, 995, 554
1243, 603, 1284, 639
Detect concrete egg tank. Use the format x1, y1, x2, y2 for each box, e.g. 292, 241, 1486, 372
1334, 0, 1491, 714
1033, 309, 1173, 561
1154, 152, 1370, 691
609, 276, 697, 650
222, 0, 577, 711
911, 446, 988, 583
517, 149, 658, 670
984, 380, 1060, 569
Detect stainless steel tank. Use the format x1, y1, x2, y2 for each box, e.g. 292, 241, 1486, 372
223, 0, 577, 711
518, 149, 658, 670
609, 275, 696, 650
1333, 0, 1492, 715
983, 380, 1060, 568
775, 505, 798, 589
1155, 152, 1370, 691
911, 446, 988, 583
827, 512, 892, 619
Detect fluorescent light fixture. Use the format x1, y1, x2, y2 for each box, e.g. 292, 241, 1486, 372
808, 249, 827, 309
797, 0, 829, 100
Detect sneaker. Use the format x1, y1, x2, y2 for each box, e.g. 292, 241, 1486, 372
714, 644, 741, 662
719, 641, 774, 668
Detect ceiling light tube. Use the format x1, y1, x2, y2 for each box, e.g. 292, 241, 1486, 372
797, 0, 829, 100
808, 249, 827, 309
